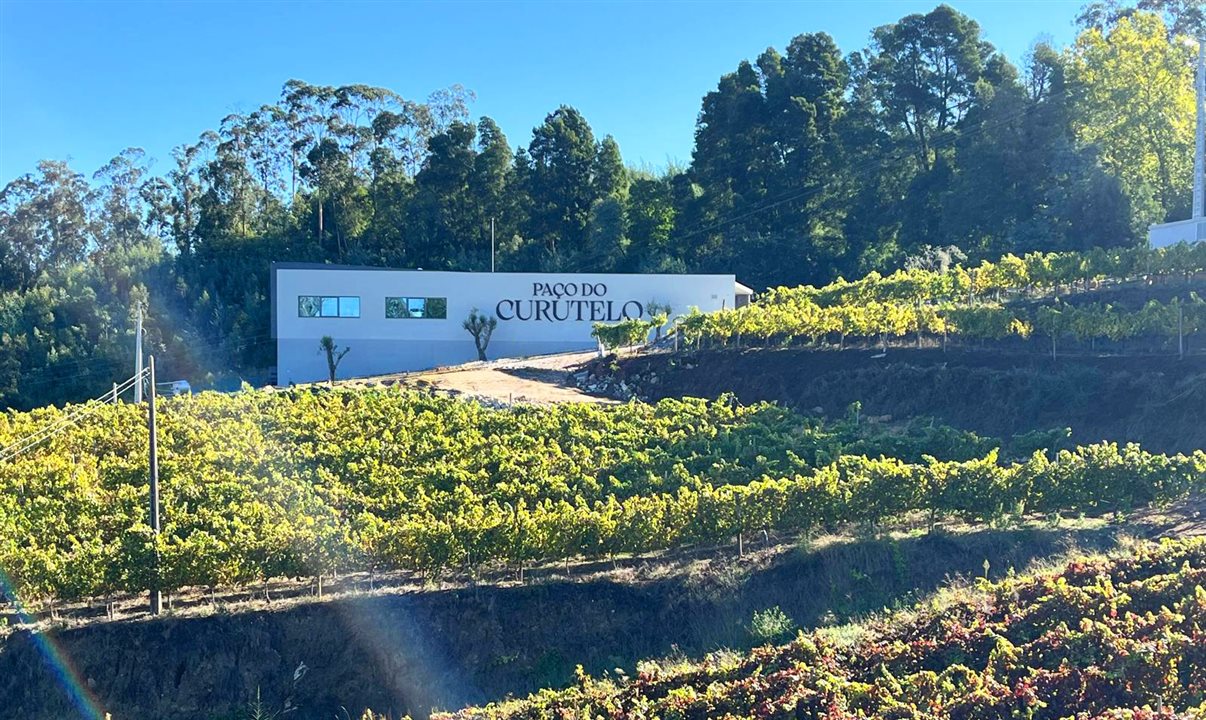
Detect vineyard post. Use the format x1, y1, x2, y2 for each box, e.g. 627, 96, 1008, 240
1178, 305, 1184, 359
148, 355, 162, 616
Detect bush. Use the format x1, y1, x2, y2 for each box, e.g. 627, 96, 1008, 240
749, 606, 796, 644
592, 318, 657, 350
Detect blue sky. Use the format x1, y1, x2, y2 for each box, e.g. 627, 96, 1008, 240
0, 0, 1085, 184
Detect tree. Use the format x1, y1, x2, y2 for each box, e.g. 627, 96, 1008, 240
92, 148, 156, 257
1078, 0, 1205, 38
1069, 11, 1196, 225
584, 196, 628, 271
685, 32, 852, 288
868, 4, 995, 171
593, 136, 628, 200
318, 336, 350, 386
0, 161, 94, 292
463, 308, 497, 361
471, 117, 516, 269
407, 121, 479, 269
944, 47, 1133, 255
626, 174, 677, 271
523, 106, 600, 262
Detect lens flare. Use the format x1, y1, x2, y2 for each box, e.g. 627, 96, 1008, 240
0, 568, 108, 720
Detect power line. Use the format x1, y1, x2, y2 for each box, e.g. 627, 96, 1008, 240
0, 370, 144, 462
9, 333, 277, 397
0, 370, 146, 464
0, 380, 139, 463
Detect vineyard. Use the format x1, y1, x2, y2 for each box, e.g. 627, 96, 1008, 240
668, 245, 1206, 353
438, 537, 1206, 720
1, 389, 1203, 606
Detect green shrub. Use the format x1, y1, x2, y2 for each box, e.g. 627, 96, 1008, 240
749, 606, 796, 644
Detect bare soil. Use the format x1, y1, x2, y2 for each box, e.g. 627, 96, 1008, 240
319, 350, 617, 405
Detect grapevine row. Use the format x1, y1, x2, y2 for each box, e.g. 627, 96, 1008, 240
786, 243, 1206, 308
656, 244, 1206, 352
676, 292, 1206, 351
1, 390, 1203, 604
438, 537, 1206, 720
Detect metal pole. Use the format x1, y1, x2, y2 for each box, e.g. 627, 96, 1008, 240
148, 355, 162, 615
491, 217, 496, 272
135, 306, 144, 403
112, 382, 118, 404
1193, 37, 1204, 219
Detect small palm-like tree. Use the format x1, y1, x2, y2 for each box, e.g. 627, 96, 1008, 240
463, 308, 498, 361
318, 336, 350, 386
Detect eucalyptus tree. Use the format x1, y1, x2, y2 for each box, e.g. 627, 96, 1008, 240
0, 160, 94, 292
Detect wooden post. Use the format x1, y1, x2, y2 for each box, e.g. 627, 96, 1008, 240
148, 356, 162, 616
1179, 305, 1185, 359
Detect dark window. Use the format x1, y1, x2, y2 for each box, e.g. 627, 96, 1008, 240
386, 296, 447, 319
299, 295, 360, 318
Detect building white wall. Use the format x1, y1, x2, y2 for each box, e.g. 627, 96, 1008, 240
273, 266, 740, 384
1149, 218, 1206, 248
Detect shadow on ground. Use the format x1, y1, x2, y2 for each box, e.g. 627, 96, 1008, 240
0, 522, 1132, 720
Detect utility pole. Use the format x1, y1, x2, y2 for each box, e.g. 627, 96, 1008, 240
135, 305, 144, 403
490, 217, 496, 272
1193, 35, 1204, 219
148, 355, 162, 615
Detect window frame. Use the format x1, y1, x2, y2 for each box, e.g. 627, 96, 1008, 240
298, 295, 361, 319
386, 296, 448, 320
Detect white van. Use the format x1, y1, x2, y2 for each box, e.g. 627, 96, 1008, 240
159, 380, 192, 397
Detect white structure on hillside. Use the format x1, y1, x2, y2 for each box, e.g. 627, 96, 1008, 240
1149, 34, 1206, 247
272, 264, 752, 384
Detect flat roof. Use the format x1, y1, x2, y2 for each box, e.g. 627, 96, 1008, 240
271, 261, 739, 278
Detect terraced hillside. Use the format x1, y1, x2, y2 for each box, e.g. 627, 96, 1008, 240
440, 538, 1206, 720
615, 349, 1206, 453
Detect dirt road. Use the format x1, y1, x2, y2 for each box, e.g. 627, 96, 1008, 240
334, 349, 617, 405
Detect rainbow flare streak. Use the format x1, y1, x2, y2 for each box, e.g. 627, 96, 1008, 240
0, 568, 108, 720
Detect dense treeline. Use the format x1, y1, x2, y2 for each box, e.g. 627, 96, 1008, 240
0, 1, 1201, 409
438, 537, 1206, 720
1, 389, 1203, 605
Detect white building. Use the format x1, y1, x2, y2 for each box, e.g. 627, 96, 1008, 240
272, 263, 752, 384
1149, 217, 1206, 247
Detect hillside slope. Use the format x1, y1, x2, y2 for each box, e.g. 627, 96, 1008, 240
441, 537, 1206, 720
0, 522, 1140, 720
617, 349, 1206, 453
